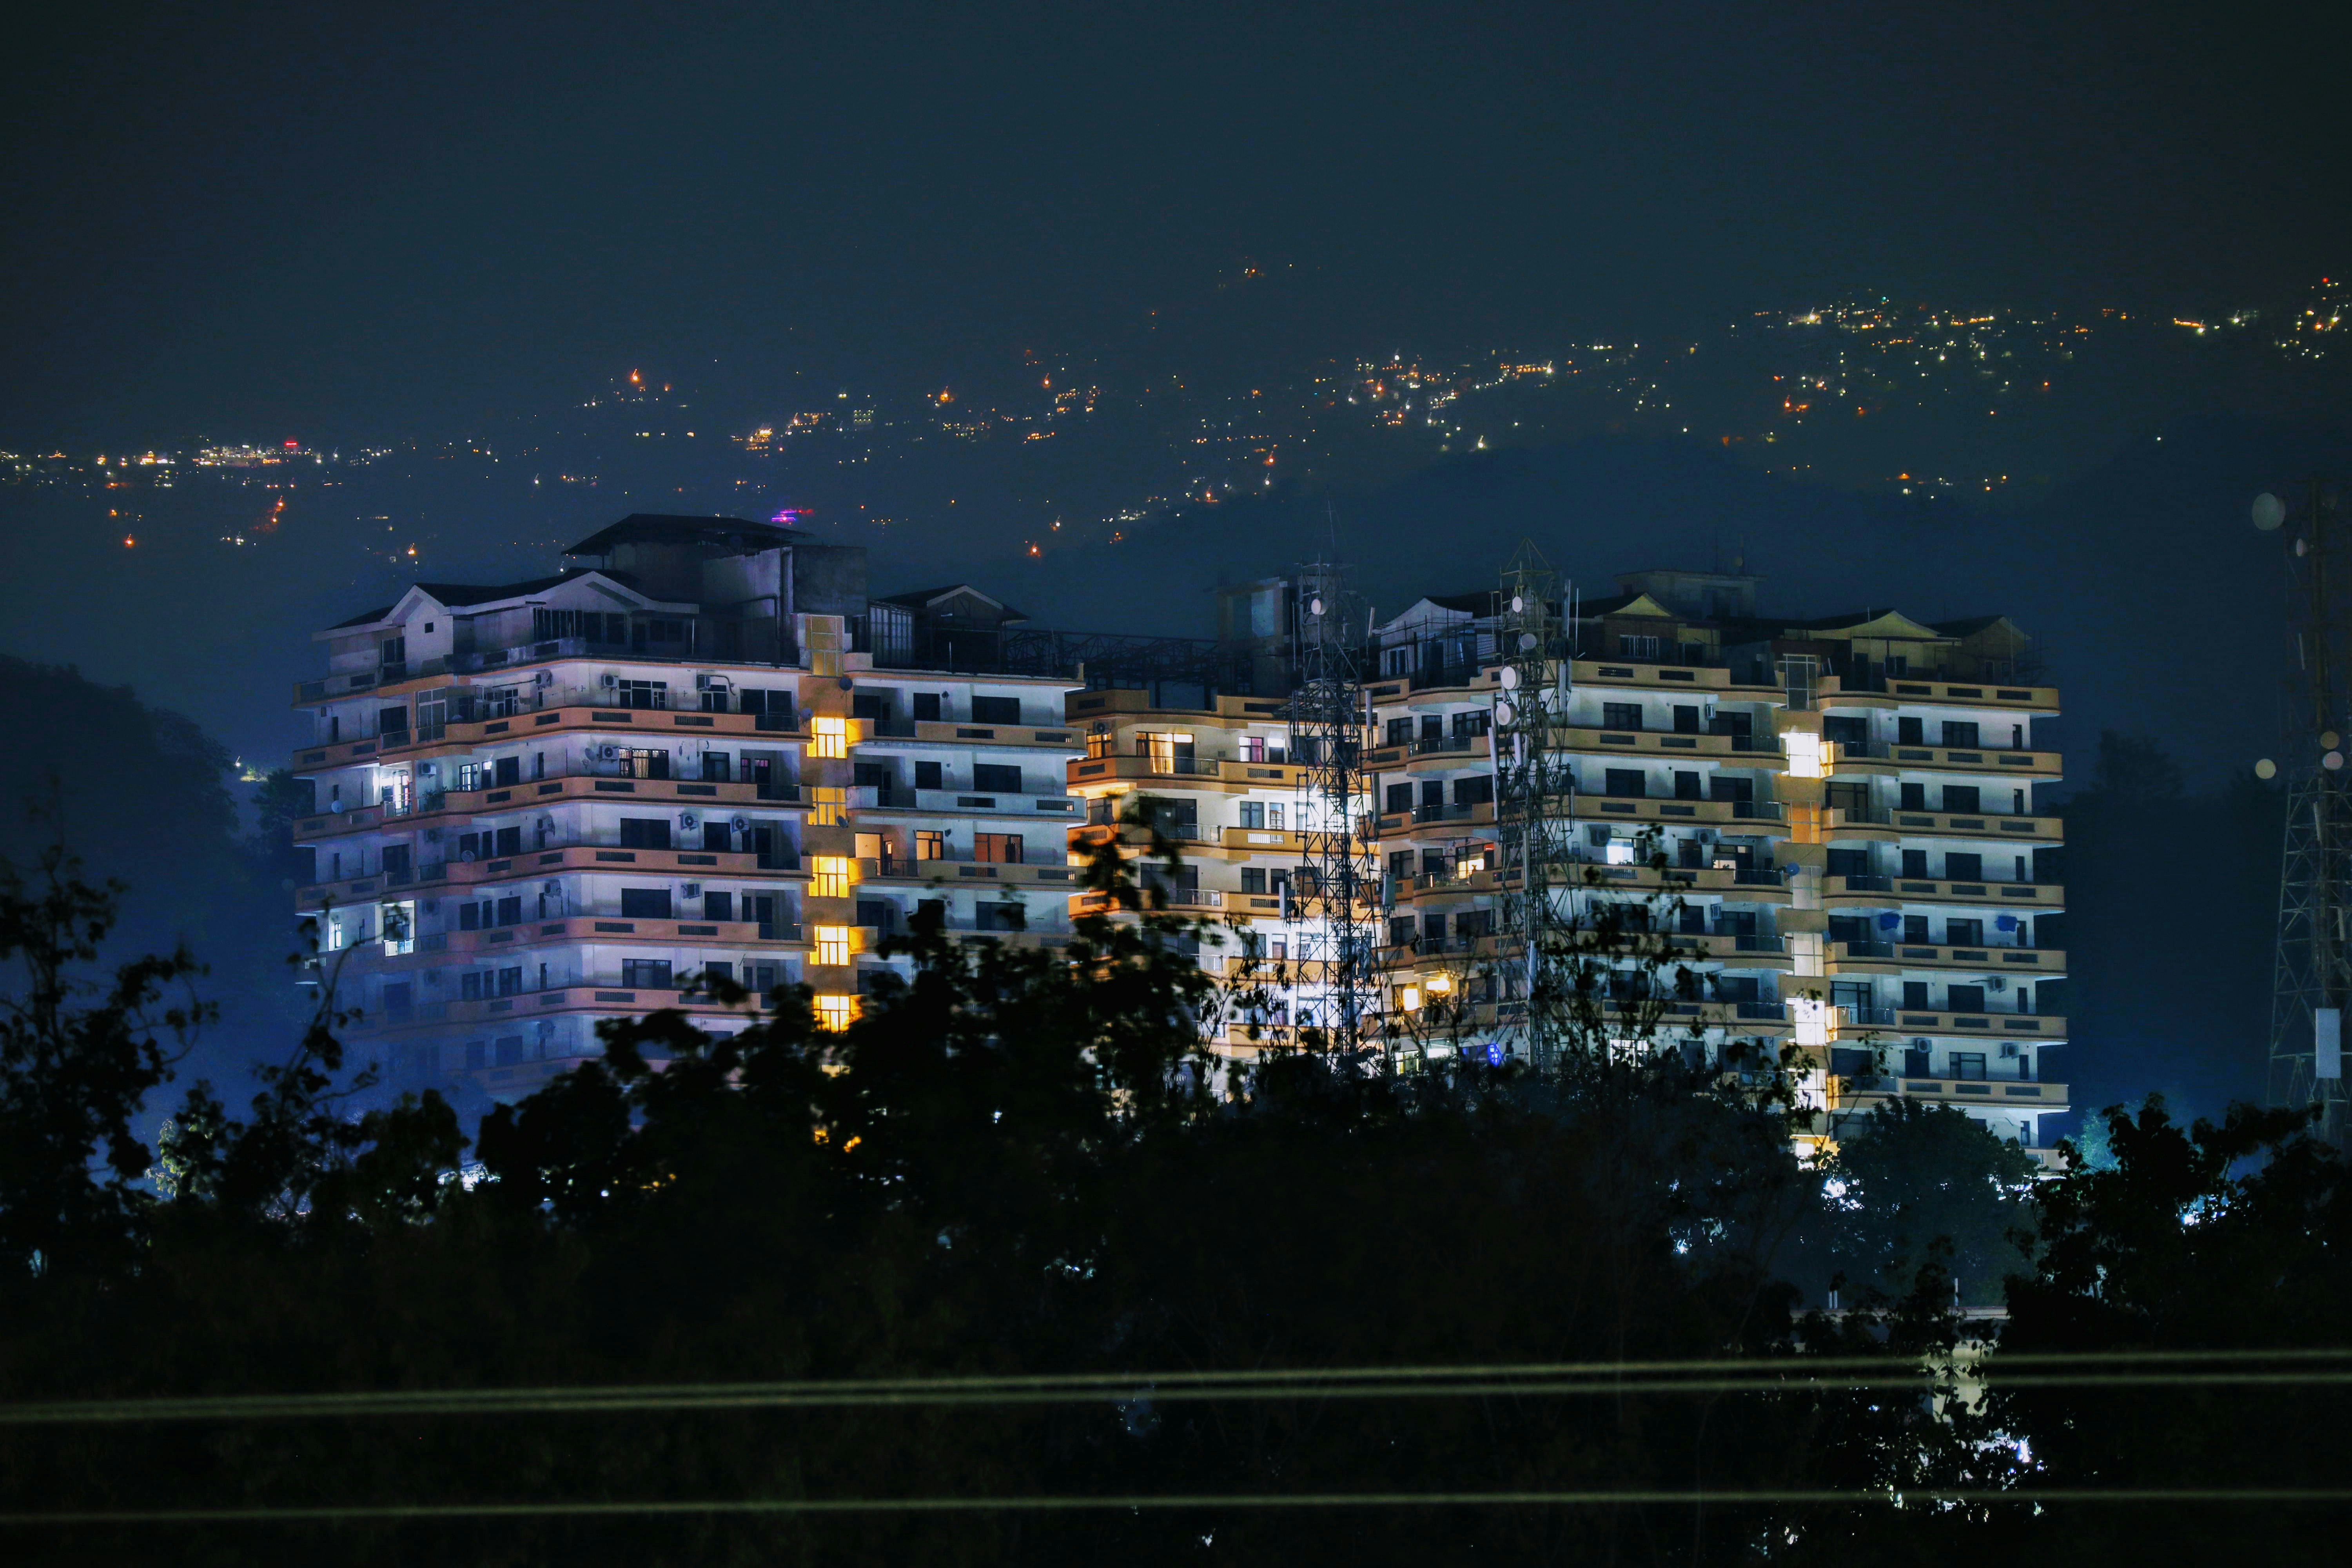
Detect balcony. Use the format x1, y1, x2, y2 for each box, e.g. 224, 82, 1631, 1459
1066, 753, 1303, 789
293, 704, 822, 771
856, 855, 1075, 888
1571, 795, 1788, 830
857, 718, 1076, 748
294, 842, 803, 909
1562, 727, 1784, 761
1830, 1006, 2067, 1041
1826, 1073, 2069, 1111
1826, 739, 2062, 779
1827, 806, 2062, 844
1823, 874, 2063, 910
1815, 673, 2058, 712
1829, 940, 2065, 974
849, 783, 1076, 816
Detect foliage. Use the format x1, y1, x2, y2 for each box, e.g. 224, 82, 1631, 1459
1825, 1098, 2040, 1307
0, 826, 2335, 1563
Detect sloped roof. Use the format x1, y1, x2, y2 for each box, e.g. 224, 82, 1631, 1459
877, 583, 1029, 622
1931, 613, 2024, 639
1782, 608, 1949, 640
563, 513, 796, 555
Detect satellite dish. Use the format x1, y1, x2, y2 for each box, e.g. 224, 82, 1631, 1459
1498, 666, 1520, 690
2325, 751, 2343, 772
1309, 596, 1325, 617
1510, 594, 1524, 613
1517, 632, 1538, 652
2326, 732, 2343, 750
1494, 702, 1516, 726
2256, 758, 2278, 780
2253, 492, 2287, 531
2297, 537, 2310, 557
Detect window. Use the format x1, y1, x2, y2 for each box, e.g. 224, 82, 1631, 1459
971, 695, 1021, 725
1241, 735, 1266, 762
814, 994, 858, 1031
1942, 720, 1980, 749
701, 752, 732, 782
1949, 1051, 1987, 1080
1385, 717, 1413, 746
1452, 776, 1492, 806
973, 763, 1023, 793
1947, 918, 1984, 946
620, 887, 672, 918
617, 748, 670, 779
1241, 867, 1267, 894
615, 679, 668, 711
1673, 705, 1701, 734
619, 817, 672, 849
461, 972, 486, 1001
812, 857, 853, 898
915, 830, 946, 860
1238, 801, 1265, 829
976, 902, 1025, 932
810, 717, 848, 759
380, 900, 414, 955
914, 760, 943, 789
912, 693, 943, 722
815, 925, 852, 965
379, 704, 410, 740
975, 833, 1025, 863
1946, 852, 1983, 881
1602, 702, 1642, 731
1603, 768, 1646, 798
809, 786, 846, 826
703, 890, 734, 922
380, 636, 407, 668
621, 958, 673, 989
1136, 731, 1194, 772
634, 618, 689, 648
1386, 782, 1414, 813
497, 966, 522, 997
1943, 784, 1980, 813
1617, 634, 1661, 660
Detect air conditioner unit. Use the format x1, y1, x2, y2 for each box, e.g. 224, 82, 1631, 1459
2000, 1042, 2020, 1058
459, 849, 477, 862
601, 672, 619, 688
601, 745, 619, 760
543, 880, 563, 897
1988, 976, 2008, 991
423, 827, 442, 843
534, 670, 554, 687
679, 812, 699, 831
681, 882, 702, 900
695, 673, 728, 691
729, 816, 750, 833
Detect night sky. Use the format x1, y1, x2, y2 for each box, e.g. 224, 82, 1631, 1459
8, 0, 2352, 439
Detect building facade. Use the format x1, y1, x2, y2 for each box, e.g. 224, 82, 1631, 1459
288, 516, 1079, 1099
1060, 566, 2069, 1163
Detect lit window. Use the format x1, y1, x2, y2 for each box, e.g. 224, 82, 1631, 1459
915, 829, 946, 860
1398, 985, 1423, 1012
816, 925, 851, 965
811, 717, 848, 759
809, 785, 846, 826
380, 900, 415, 956
812, 856, 853, 898
814, 993, 858, 1032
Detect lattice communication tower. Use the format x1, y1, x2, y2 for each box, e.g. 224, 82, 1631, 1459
2263, 481, 2352, 1143
1490, 542, 1584, 1070
1286, 563, 1379, 1060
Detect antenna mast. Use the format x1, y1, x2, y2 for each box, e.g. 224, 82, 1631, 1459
1490, 541, 1582, 1069
2262, 481, 2352, 1142
1287, 560, 1378, 1060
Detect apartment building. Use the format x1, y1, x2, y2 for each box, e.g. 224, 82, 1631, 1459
1062, 566, 2068, 1161
288, 515, 1078, 1099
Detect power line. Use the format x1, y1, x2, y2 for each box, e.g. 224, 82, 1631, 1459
5, 1348, 2347, 1426
1, 1488, 2347, 1528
